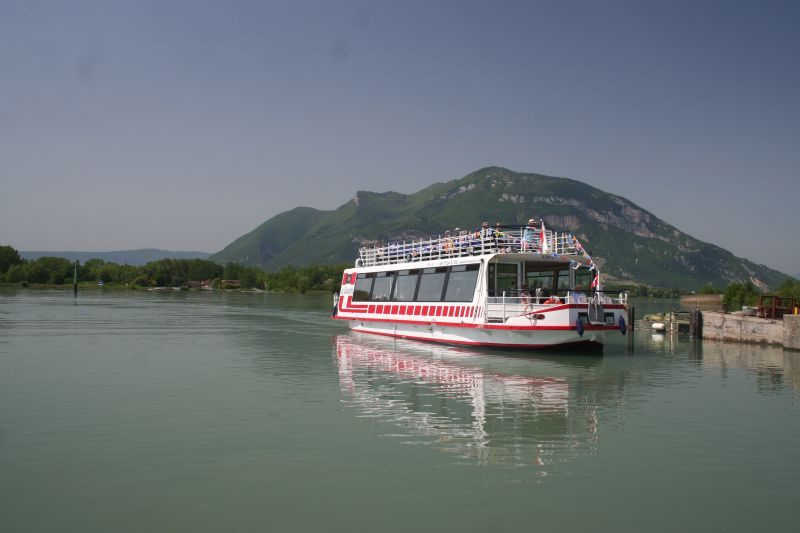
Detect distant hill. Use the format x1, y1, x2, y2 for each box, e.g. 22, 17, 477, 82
21, 249, 211, 266
211, 167, 791, 290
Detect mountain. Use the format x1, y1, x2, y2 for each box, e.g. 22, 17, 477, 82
211, 167, 791, 290
21, 249, 211, 266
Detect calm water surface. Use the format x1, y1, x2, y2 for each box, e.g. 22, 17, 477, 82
1, 290, 799, 532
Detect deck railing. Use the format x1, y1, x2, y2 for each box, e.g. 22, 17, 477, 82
485, 290, 628, 323
357, 227, 583, 267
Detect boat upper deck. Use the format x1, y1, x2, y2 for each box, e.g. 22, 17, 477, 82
357, 226, 590, 268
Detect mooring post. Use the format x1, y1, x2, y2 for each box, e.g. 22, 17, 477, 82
690, 309, 703, 339
73, 260, 78, 297
627, 305, 635, 353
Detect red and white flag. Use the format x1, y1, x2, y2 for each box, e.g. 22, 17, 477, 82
540, 221, 548, 254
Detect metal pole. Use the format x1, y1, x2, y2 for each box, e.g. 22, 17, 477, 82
626, 305, 635, 353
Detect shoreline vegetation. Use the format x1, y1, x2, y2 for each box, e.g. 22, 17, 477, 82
1, 245, 798, 303
0, 244, 346, 294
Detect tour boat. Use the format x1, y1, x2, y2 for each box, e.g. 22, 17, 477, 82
331, 222, 628, 350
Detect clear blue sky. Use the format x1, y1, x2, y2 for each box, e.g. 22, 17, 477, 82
1, 0, 798, 274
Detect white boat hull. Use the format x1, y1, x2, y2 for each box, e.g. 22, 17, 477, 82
348, 319, 606, 349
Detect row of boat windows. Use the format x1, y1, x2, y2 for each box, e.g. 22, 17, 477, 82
353, 264, 480, 303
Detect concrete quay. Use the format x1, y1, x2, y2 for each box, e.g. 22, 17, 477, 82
702, 312, 800, 351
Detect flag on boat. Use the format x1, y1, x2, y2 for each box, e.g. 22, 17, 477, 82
571, 234, 586, 255
590, 269, 600, 289
541, 221, 549, 254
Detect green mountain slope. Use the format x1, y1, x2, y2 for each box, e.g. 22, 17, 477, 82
211, 167, 791, 290
212, 207, 328, 266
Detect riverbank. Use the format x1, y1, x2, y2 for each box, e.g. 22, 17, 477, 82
681, 293, 723, 310
0, 282, 331, 295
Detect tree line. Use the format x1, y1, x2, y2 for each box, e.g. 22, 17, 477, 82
2, 244, 798, 300
721, 279, 800, 309
0, 245, 347, 292
605, 279, 800, 307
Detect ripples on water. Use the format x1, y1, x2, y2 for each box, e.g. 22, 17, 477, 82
1, 290, 799, 532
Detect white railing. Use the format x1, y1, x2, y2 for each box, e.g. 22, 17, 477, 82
485, 291, 628, 323
358, 227, 583, 267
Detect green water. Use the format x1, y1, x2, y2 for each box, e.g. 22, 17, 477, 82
1, 290, 798, 532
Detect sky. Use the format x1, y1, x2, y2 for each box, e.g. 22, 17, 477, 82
0, 0, 798, 274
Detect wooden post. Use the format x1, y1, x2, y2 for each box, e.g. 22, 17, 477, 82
626, 305, 635, 353
73, 260, 78, 297
690, 310, 703, 339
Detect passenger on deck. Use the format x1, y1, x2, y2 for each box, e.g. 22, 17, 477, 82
473, 221, 494, 253
442, 231, 454, 255
520, 284, 531, 306
473, 221, 493, 238
569, 285, 587, 303
522, 218, 537, 251
454, 229, 469, 255
543, 295, 561, 305
494, 222, 507, 252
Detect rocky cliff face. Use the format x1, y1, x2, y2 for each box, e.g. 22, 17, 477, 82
211, 167, 790, 290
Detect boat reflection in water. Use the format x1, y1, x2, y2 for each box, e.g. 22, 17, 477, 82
334, 333, 613, 473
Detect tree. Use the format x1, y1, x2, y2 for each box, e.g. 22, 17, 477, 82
0, 245, 23, 277
186, 259, 223, 282
25, 262, 50, 284
724, 282, 759, 309
777, 278, 800, 299
28, 257, 74, 285
699, 284, 722, 295
5, 264, 26, 283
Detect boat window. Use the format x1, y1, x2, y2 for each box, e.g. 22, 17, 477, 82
443, 264, 479, 302
555, 268, 571, 290
525, 269, 555, 290
371, 272, 394, 302
392, 269, 419, 302
353, 273, 374, 302
496, 263, 518, 275
574, 268, 593, 290
416, 267, 447, 302
494, 262, 519, 295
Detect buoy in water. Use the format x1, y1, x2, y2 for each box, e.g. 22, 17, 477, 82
652, 322, 666, 332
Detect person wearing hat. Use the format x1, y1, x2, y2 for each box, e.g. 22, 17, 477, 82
522, 218, 537, 251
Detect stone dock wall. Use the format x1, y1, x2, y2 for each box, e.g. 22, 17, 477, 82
785, 315, 800, 351
702, 312, 800, 351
